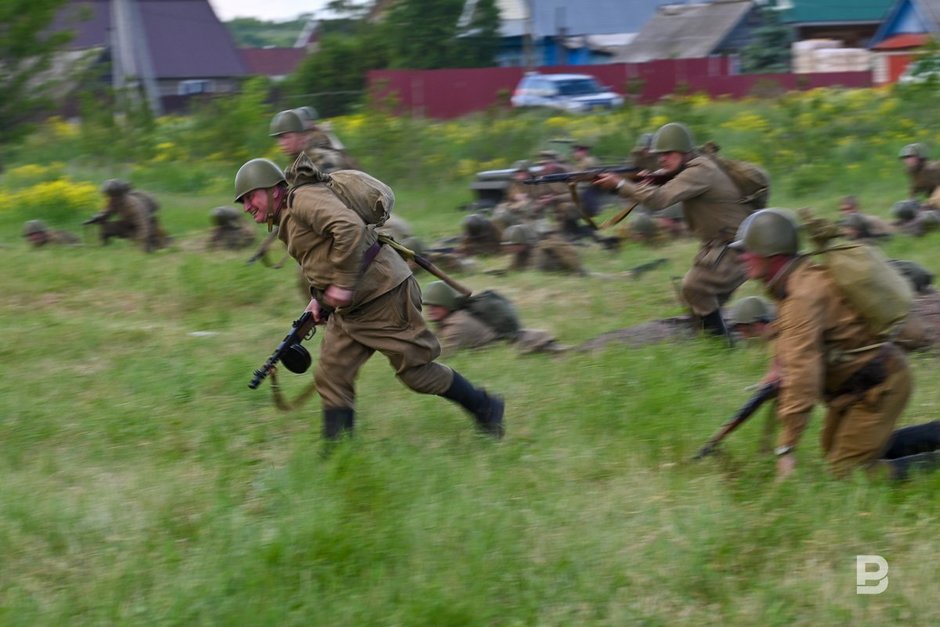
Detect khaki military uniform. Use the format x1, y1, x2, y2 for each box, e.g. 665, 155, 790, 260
297, 135, 356, 174
434, 310, 563, 357
277, 183, 454, 410
772, 259, 912, 477
98, 191, 163, 252
895, 208, 940, 236
617, 153, 749, 315
908, 160, 940, 208
509, 233, 585, 275
208, 221, 255, 250
459, 219, 503, 257
28, 230, 80, 247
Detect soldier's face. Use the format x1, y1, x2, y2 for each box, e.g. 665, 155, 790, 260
902, 155, 920, 171
740, 251, 771, 281
277, 132, 306, 156
242, 189, 273, 224
425, 305, 450, 323
657, 151, 684, 172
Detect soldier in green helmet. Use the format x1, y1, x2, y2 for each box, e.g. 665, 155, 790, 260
731, 207, 940, 481
458, 213, 503, 257
269, 108, 355, 173
22, 220, 80, 248
726, 295, 776, 341
500, 223, 586, 275
207, 206, 256, 251
899, 142, 940, 209
837, 195, 894, 241
235, 157, 505, 441
890, 198, 940, 237
85, 179, 168, 252
422, 281, 566, 357
594, 122, 752, 341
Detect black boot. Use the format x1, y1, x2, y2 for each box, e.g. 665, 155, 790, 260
441, 371, 505, 438
701, 309, 734, 347
323, 407, 355, 441
887, 451, 940, 480
881, 421, 940, 459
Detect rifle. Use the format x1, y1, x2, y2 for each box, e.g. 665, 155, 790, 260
693, 381, 780, 460
82, 212, 108, 226
522, 165, 640, 186
623, 258, 667, 279
379, 235, 473, 297
248, 311, 317, 390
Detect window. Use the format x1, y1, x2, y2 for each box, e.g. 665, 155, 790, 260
178, 80, 214, 95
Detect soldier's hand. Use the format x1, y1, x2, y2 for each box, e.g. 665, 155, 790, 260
593, 173, 622, 191
305, 298, 329, 324
323, 285, 353, 309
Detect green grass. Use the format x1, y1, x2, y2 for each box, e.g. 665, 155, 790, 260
2, 161, 940, 624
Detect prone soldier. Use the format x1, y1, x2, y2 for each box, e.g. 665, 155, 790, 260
22, 220, 80, 248
500, 223, 586, 275
207, 207, 256, 251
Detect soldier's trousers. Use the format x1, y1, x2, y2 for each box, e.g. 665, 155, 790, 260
682, 243, 747, 316
314, 276, 454, 410
821, 347, 912, 478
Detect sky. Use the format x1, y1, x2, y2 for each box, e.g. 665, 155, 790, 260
209, 0, 333, 22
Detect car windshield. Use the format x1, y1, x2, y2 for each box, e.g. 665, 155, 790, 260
555, 78, 602, 96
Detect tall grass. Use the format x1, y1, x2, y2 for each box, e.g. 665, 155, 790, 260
1, 86, 940, 624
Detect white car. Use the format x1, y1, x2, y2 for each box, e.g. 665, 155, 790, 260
510, 72, 624, 113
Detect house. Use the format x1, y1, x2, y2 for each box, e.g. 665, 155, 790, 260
53, 0, 248, 114
869, 0, 940, 83
458, 0, 661, 66
240, 48, 307, 82
614, 0, 760, 64
783, 0, 894, 47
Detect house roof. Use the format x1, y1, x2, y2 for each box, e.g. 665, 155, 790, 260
871, 0, 940, 47
54, 0, 247, 79
614, 1, 754, 63
783, 0, 894, 24
871, 32, 930, 49
240, 47, 306, 77
461, 0, 659, 38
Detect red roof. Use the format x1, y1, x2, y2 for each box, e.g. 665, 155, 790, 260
872, 33, 930, 50
240, 48, 307, 77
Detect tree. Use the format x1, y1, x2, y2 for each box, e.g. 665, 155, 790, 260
0, 0, 73, 166
740, 5, 792, 74
454, 0, 502, 68
385, 0, 466, 69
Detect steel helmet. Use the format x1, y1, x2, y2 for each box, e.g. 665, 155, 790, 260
422, 280, 459, 310
728, 296, 776, 325
899, 143, 926, 159
729, 208, 800, 256
294, 106, 319, 127
630, 213, 658, 238
234, 158, 286, 202
23, 219, 48, 236
210, 206, 241, 226
651, 122, 695, 153
101, 179, 131, 196
462, 213, 489, 236
502, 223, 536, 246
269, 110, 306, 136
891, 200, 920, 221
634, 132, 655, 150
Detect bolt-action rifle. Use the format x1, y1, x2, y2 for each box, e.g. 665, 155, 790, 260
693, 381, 780, 460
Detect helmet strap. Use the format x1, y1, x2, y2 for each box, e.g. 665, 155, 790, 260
266, 188, 275, 232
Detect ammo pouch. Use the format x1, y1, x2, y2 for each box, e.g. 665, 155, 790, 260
827, 345, 895, 400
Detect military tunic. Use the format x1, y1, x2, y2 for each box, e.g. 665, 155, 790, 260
433, 310, 563, 357
772, 259, 912, 477
908, 159, 940, 207
617, 153, 749, 315
508, 234, 585, 275
99, 191, 156, 251
277, 183, 454, 409
28, 230, 80, 247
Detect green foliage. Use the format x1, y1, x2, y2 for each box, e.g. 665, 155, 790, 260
453, 0, 502, 68
385, 0, 467, 69
0, 0, 73, 169
740, 6, 792, 74
225, 16, 309, 48
286, 28, 390, 117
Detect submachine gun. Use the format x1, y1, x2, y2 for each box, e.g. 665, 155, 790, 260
248, 311, 317, 389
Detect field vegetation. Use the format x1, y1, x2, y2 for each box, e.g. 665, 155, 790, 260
2, 83, 939, 624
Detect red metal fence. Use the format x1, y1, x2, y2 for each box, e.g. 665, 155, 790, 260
367, 59, 872, 119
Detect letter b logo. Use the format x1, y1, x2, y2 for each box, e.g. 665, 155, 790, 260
856, 555, 888, 594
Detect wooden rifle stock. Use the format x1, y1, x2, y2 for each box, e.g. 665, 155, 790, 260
693, 382, 780, 460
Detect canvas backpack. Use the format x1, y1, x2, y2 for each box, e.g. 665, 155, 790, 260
457, 290, 521, 341
286, 152, 394, 227
700, 142, 770, 211
800, 209, 912, 339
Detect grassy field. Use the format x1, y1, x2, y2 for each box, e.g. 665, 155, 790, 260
0, 83, 940, 626
3, 117, 940, 622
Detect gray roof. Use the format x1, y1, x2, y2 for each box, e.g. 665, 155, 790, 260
54, 0, 247, 79
615, 0, 755, 62
463, 0, 660, 38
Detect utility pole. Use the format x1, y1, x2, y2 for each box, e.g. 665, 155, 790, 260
111, 0, 162, 115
